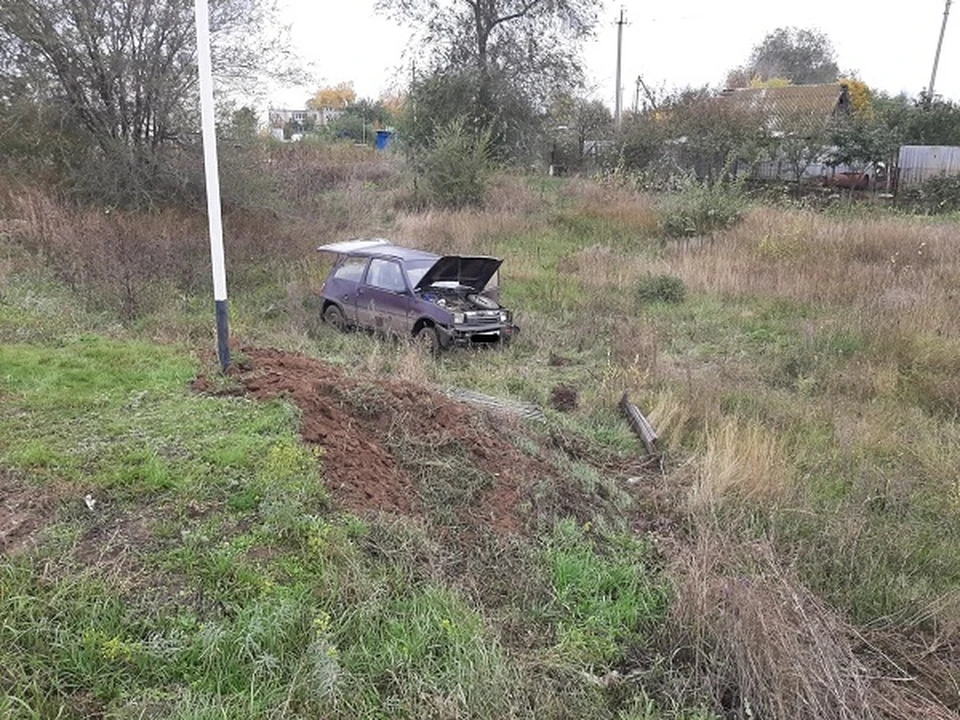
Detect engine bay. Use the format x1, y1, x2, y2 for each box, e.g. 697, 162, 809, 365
418, 286, 500, 312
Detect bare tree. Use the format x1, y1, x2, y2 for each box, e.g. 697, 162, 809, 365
0, 0, 295, 150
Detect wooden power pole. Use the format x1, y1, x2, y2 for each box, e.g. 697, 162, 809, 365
928, 0, 953, 101
615, 8, 625, 130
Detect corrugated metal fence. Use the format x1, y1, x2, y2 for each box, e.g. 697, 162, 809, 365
898, 145, 960, 188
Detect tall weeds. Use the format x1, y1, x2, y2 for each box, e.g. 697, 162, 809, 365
672, 534, 957, 720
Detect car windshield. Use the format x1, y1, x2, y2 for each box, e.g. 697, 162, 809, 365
403, 259, 437, 288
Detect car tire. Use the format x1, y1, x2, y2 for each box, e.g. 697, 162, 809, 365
323, 304, 347, 332
414, 325, 441, 356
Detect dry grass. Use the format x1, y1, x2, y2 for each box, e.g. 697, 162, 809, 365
672, 534, 957, 720
558, 178, 661, 232
0, 147, 403, 318
558, 244, 660, 290
394, 207, 540, 256
665, 207, 960, 340
543, 203, 960, 347
690, 419, 790, 512
266, 142, 402, 201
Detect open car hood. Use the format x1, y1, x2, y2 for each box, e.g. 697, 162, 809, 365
414, 256, 502, 291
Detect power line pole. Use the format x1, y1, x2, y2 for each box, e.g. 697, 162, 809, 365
411, 61, 417, 125
928, 0, 952, 101
194, 0, 230, 371
634, 76, 641, 113
614, 7, 625, 130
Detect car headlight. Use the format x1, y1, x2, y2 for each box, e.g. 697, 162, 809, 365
499, 311, 509, 323
453, 312, 465, 324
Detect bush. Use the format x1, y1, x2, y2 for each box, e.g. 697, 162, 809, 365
635, 274, 687, 304
417, 118, 492, 209
901, 174, 960, 214
658, 181, 745, 238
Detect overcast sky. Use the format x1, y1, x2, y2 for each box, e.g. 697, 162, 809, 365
269, 0, 958, 109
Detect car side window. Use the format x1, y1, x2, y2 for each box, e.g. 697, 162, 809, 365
366, 259, 407, 293
332, 256, 367, 282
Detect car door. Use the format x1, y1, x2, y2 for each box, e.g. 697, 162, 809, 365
357, 258, 410, 334
326, 255, 368, 325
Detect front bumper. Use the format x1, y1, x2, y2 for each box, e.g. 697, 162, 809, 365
436, 322, 520, 348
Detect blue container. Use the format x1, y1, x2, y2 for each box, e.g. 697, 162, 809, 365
375, 129, 393, 151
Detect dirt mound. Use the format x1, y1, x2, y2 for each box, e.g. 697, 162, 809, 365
224, 346, 570, 534
550, 384, 579, 412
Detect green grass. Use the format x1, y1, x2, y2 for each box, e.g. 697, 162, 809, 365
0, 338, 319, 503
544, 520, 667, 667
0, 331, 684, 718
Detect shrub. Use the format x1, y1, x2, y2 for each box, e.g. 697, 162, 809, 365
635, 274, 686, 304
416, 118, 492, 209
901, 174, 960, 214
658, 181, 745, 238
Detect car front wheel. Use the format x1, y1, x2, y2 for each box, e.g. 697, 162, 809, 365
414, 325, 441, 356
323, 304, 347, 332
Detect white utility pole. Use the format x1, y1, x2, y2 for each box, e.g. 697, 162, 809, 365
614, 8, 625, 130
194, 0, 230, 370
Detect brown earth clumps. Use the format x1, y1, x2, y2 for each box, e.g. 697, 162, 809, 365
226, 346, 566, 534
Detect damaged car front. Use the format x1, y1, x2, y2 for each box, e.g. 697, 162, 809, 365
407, 255, 518, 348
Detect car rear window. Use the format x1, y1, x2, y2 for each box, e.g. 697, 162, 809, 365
333, 256, 367, 282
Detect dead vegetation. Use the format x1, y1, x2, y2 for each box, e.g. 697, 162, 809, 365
671, 533, 958, 720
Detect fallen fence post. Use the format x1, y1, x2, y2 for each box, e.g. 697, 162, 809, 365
619, 392, 659, 456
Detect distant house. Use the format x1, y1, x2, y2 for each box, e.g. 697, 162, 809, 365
717, 83, 851, 134
715, 84, 854, 182
268, 107, 345, 140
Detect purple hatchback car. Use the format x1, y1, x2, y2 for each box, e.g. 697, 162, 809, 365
317, 239, 518, 352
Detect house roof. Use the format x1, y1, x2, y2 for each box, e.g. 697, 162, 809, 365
718, 84, 849, 130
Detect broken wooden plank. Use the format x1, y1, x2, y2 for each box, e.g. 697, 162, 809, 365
619, 392, 659, 456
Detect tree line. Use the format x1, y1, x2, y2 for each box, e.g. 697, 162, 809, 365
3, 0, 959, 208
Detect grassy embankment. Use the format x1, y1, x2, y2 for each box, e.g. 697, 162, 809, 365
0, 258, 678, 717
2, 146, 959, 717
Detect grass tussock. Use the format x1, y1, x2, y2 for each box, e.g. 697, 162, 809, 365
690, 419, 790, 512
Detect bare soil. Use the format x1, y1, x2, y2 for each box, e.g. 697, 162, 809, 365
220, 346, 590, 534
549, 384, 579, 412
0, 469, 61, 554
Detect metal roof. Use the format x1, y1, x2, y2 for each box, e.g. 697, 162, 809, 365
718, 84, 849, 131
